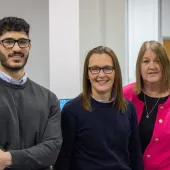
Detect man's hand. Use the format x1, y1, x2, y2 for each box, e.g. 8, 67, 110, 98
0, 149, 12, 170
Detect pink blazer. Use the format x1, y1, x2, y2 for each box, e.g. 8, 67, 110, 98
123, 83, 170, 170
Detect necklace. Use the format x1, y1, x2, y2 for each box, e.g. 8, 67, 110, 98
144, 93, 160, 118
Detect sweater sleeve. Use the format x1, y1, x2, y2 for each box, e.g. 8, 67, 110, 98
54, 103, 77, 170
128, 102, 144, 170
9, 94, 62, 169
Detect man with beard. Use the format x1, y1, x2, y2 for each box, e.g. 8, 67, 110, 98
0, 17, 62, 170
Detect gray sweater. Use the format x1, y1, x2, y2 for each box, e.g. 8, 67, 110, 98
0, 78, 62, 170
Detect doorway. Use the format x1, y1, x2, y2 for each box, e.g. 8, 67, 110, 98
163, 40, 170, 59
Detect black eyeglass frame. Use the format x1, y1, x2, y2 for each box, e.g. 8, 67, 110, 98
88, 66, 115, 74
0, 38, 31, 49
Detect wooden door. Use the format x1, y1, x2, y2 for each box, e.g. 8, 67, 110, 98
163, 40, 170, 60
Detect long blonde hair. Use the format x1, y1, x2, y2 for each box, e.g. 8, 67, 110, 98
135, 40, 170, 93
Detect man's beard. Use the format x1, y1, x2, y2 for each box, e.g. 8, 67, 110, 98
0, 51, 29, 71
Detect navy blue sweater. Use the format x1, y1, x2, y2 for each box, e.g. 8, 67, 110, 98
55, 96, 143, 170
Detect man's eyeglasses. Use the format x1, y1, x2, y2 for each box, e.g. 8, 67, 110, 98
0, 38, 31, 49
88, 66, 114, 74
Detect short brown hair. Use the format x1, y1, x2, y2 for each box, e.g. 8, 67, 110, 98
81, 46, 127, 112
135, 40, 170, 93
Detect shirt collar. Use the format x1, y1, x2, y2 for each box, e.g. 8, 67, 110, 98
91, 95, 114, 103
0, 71, 27, 85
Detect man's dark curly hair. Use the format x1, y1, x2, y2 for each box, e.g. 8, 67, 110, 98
0, 17, 30, 37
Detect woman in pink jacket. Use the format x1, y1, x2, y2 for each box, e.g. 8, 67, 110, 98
123, 40, 170, 170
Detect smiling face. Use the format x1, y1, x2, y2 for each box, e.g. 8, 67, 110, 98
0, 31, 31, 72
88, 53, 115, 100
140, 49, 162, 85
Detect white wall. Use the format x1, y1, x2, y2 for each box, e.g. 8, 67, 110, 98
49, 0, 80, 99
161, 0, 170, 37
79, 0, 105, 88
1, 0, 166, 98
50, 0, 126, 98
0, 0, 50, 88
127, 0, 160, 83
0, 0, 127, 99
80, 0, 127, 85
104, 0, 127, 85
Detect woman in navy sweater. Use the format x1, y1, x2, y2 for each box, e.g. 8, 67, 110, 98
55, 46, 143, 170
